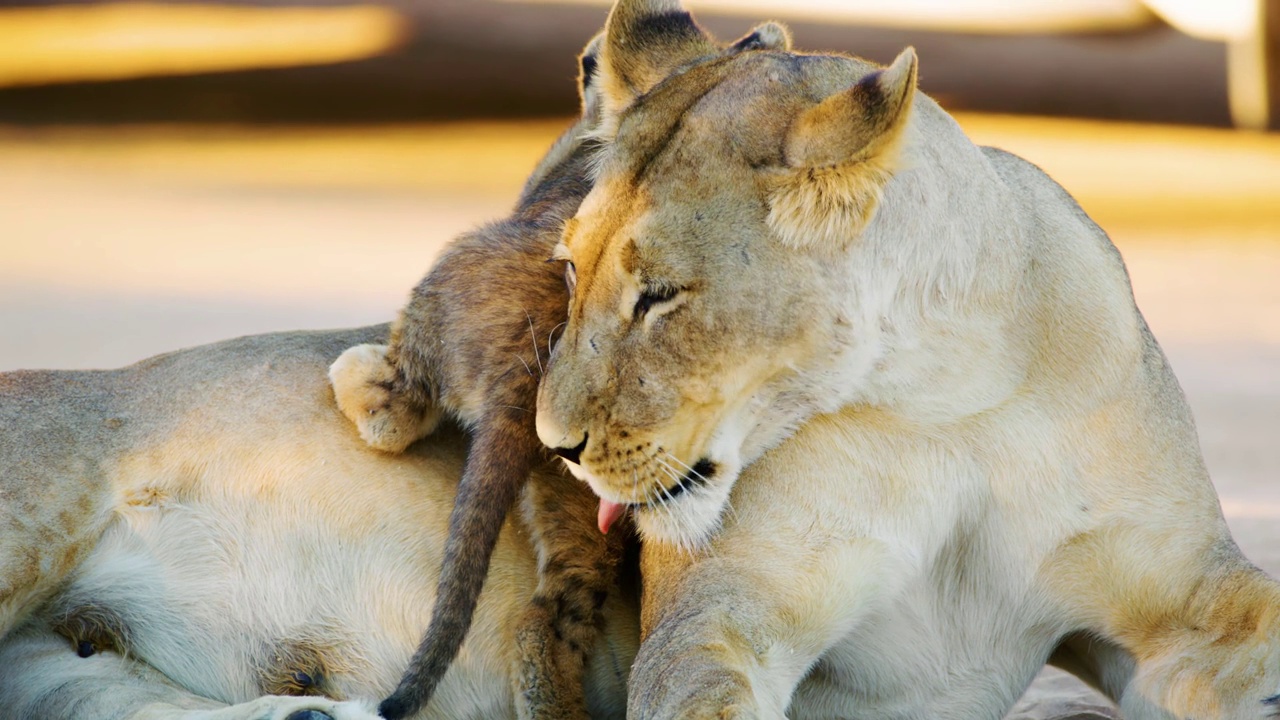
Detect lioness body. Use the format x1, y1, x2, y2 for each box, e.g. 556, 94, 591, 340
534, 1, 1280, 717
0, 368, 128, 643
0, 327, 639, 720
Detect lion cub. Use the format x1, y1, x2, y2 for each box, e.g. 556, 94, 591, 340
330, 20, 790, 720
330, 37, 611, 720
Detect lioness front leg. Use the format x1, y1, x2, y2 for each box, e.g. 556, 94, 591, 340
630, 538, 899, 719
187, 696, 381, 720
0, 622, 382, 720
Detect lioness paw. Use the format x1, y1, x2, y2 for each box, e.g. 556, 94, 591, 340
192, 695, 381, 720
329, 344, 441, 453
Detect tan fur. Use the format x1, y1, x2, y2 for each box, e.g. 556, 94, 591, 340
0, 371, 121, 650
534, 1, 1280, 717
766, 48, 917, 249
0, 326, 1117, 720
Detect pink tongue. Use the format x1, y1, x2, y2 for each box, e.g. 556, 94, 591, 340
597, 498, 626, 534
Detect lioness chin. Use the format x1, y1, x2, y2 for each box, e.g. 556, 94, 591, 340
533, 0, 1280, 717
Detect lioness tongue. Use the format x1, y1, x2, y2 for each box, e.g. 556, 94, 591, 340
598, 498, 626, 534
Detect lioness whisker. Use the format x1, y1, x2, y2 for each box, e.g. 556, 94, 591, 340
652, 458, 681, 493
722, 496, 741, 526
652, 461, 682, 511
662, 451, 709, 484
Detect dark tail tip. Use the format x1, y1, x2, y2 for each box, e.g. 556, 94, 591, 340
378, 694, 415, 720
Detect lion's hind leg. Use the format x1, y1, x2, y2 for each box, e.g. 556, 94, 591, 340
329, 344, 442, 453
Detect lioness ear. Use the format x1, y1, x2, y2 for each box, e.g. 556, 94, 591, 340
596, 0, 717, 129
767, 48, 919, 249
784, 47, 917, 168
727, 21, 792, 54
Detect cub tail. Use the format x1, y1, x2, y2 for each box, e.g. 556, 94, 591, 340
378, 408, 541, 719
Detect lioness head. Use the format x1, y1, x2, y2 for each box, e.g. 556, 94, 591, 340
536, 0, 1004, 548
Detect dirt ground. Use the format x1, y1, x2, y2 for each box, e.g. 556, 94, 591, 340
1, 114, 1277, 712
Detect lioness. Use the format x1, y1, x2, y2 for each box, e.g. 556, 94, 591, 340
534, 0, 1280, 717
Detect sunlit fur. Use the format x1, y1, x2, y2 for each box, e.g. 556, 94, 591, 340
0, 327, 640, 720
537, 0, 1280, 717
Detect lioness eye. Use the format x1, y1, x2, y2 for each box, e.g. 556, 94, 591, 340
633, 285, 678, 320
564, 261, 577, 294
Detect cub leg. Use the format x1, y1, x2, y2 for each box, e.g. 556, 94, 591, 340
328, 344, 442, 453
515, 471, 626, 720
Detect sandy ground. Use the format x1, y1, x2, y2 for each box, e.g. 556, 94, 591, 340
0, 115, 1277, 711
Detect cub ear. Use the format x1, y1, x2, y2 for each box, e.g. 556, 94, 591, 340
727, 21, 792, 54
767, 48, 919, 249
577, 31, 605, 119
596, 0, 717, 129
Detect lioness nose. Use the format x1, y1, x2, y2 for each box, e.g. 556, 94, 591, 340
552, 434, 588, 465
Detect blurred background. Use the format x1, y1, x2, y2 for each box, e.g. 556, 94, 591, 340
0, 0, 1277, 706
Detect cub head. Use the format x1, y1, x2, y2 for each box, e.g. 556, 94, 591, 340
537, 0, 921, 548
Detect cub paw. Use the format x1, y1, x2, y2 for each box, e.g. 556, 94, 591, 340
328, 344, 441, 453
